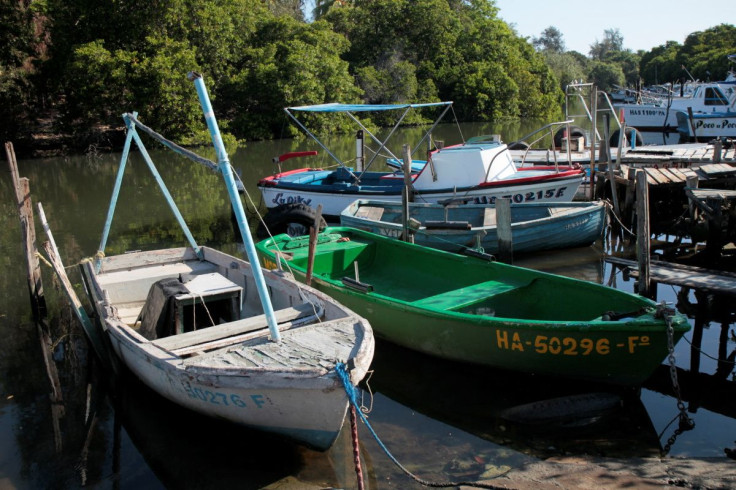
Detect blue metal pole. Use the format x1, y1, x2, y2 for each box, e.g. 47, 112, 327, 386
96, 113, 136, 272
188, 72, 281, 342
128, 125, 202, 258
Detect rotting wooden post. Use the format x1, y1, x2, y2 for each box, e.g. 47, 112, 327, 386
623, 167, 637, 229
589, 90, 598, 201
712, 139, 722, 163
6, 141, 46, 319
635, 170, 651, 297
401, 145, 414, 242
305, 204, 323, 286
603, 118, 621, 222
496, 198, 513, 264
686, 174, 699, 219
687, 107, 697, 142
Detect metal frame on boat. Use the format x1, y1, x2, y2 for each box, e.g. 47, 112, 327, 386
78, 74, 374, 450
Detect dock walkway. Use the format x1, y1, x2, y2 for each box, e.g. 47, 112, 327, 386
605, 256, 736, 296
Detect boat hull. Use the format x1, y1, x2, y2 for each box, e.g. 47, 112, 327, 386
257, 228, 690, 386
676, 110, 736, 140
105, 322, 352, 449
84, 247, 374, 450
259, 172, 583, 217
340, 200, 606, 254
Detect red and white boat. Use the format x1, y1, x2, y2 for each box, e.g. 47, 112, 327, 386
258, 103, 584, 217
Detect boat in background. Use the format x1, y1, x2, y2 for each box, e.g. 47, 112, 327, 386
257, 226, 691, 386
676, 109, 736, 141
80, 74, 374, 450
339, 199, 606, 255
257, 103, 584, 217
613, 81, 736, 131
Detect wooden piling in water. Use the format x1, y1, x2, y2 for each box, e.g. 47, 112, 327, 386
635, 170, 652, 297
306, 204, 323, 286
402, 145, 414, 242
496, 197, 513, 264
6, 141, 46, 319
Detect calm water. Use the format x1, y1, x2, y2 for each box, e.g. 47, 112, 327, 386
1, 122, 734, 489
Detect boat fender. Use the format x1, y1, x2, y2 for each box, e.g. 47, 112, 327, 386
259, 203, 326, 238
609, 127, 643, 148
553, 126, 586, 148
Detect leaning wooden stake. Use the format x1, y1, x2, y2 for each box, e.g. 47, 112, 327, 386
38, 211, 111, 366
305, 204, 323, 286
635, 170, 651, 297
496, 197, 513, 264
6, 141, 46, 319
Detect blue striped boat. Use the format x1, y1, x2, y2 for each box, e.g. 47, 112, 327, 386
340, 199, 606, 255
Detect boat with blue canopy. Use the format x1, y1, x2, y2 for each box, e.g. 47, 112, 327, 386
258, 102, 584, 217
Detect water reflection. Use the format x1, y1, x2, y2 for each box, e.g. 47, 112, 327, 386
2, 126, 736, 488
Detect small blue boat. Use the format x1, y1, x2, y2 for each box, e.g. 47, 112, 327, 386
340, 199, 606, 255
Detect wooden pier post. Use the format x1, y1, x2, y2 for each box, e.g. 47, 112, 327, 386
712, 139, 722, 163
589, 91, 597, 201
496, 197, 513, 264
635, 170, 651, 297
6, 141, 46, 319
603, 116, 622, 222
402, 145, 414, 242
686, 174, 699, 219
306, 204, 323, 286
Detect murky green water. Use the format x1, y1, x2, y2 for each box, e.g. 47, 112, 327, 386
0, 122, 733, 489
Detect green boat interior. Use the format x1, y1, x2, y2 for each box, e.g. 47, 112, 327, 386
276, 231, 652, 323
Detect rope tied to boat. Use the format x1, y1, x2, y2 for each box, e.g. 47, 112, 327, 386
659, 301, 695, 455
335, 362, 510, 489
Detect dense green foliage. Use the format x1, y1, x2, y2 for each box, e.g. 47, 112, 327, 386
1, 0, 733, 153
533, 23, 736, 93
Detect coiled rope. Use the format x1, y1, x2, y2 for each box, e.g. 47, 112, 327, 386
335, 363, 510, 489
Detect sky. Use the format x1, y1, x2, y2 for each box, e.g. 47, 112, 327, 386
494, 0, 736, 55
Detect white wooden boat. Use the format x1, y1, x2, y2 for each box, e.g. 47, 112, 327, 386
79, 73, 374, 450
81, 247, 373, 450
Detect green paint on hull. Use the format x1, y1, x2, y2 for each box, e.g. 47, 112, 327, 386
257, 227, 690, 385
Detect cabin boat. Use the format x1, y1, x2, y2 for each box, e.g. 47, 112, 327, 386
257, 103, 584, 217
613, 82, 736, 130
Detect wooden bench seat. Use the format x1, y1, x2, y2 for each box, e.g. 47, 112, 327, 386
411, 280, 522, 311
152, 303, 319, 353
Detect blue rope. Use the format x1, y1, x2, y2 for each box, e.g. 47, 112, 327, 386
335, 363, 507, 489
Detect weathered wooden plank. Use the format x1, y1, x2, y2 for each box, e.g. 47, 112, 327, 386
660, 168, 686, 183
605, 256, 736, 295
355, 205, 385, 221
644, 169, 666, 185
153, 303, 317, 351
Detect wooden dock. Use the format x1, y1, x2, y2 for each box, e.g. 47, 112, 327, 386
620, 142, 736, 167
605, 256, 736, 296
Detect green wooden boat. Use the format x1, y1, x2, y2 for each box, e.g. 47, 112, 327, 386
256, 227, 690, 385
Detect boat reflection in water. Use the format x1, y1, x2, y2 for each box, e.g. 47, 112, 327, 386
109, 371, 362, 489
368, 338, 662, 461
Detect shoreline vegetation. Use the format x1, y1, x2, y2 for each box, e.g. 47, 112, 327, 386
3, 2, 734, 159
